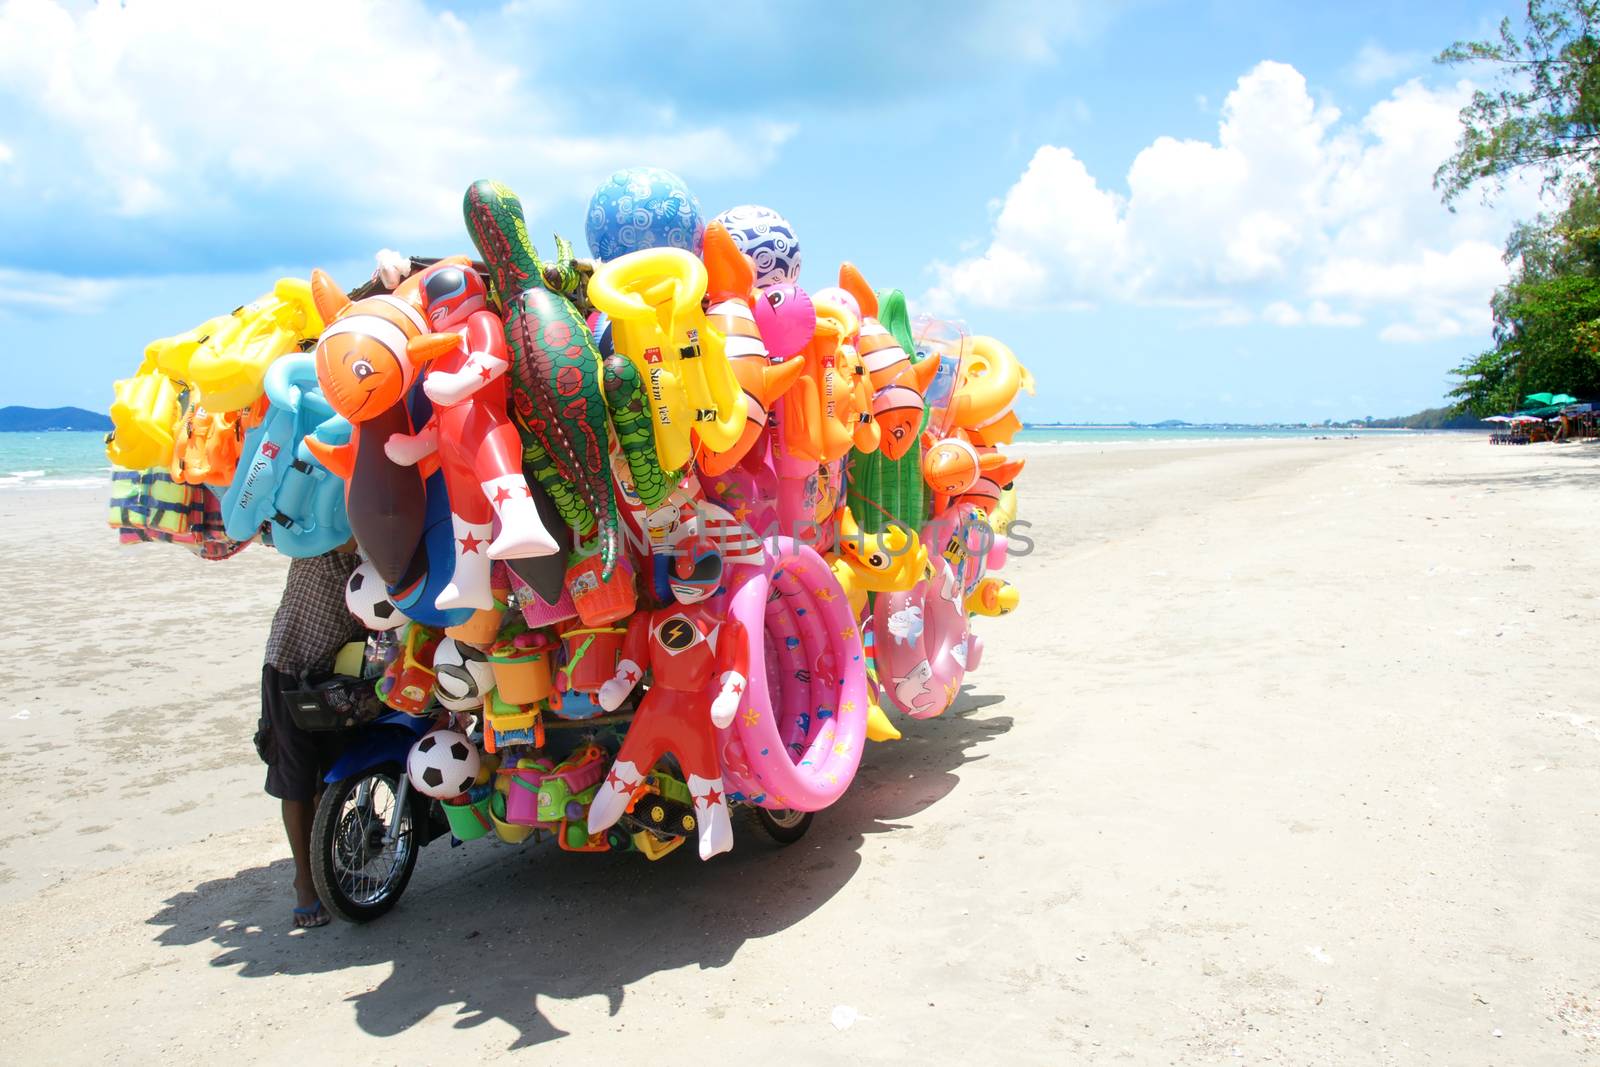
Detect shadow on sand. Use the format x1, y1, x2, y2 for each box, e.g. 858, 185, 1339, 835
147, 690, 1013, 1049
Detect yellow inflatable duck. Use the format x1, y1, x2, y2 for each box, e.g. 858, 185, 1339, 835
828, 506, 929, 618
588, 248, 747, 470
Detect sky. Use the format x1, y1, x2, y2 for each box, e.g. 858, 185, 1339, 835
0, 0, 1553, 423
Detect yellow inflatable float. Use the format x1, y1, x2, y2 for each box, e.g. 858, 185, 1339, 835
588, 249, 747, 469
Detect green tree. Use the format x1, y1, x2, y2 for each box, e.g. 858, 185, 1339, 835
1436, 0, 1600, 204
1449, 195, 1600, 412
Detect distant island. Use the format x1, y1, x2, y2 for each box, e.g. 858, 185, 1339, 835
1026, 407, 1491, 431
0, 406, 112, 432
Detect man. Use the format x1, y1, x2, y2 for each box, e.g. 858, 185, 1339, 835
258, 547, 365, 929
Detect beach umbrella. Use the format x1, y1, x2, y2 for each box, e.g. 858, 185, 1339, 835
1551, 393, 1578, 405
1484, 415, 1513, 423
1525, 392, 1556, 406
1510, 414, 1541, 423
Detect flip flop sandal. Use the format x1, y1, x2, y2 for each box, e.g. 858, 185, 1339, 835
292, 902, 330, 929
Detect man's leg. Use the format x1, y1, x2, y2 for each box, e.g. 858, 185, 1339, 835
281, 793, 321, 919
263, 666, 329, 928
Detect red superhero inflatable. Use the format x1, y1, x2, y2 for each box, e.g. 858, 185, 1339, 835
587, 535, 748, 859
387, 263, 559, 610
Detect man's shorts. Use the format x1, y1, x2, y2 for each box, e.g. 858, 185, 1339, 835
260, 665, 339, 802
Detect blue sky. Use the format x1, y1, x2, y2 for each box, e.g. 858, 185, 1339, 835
0, 0, 1544, 422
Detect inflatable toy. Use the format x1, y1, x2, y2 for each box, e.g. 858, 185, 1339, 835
985, 485, 1019, 571
587, 533, 749, 860
107, 357, 182, 470
829, 506, 928, 618
176, 278, 325, 412
750, 282, 815, 361
504, 478, 574, 609
845, 286, 932, 536
588, 246, 748, 465
407, 729, 481, 799
170, 398, 262, 487
597, 325, 676, 509
713, 204, 801, 286
389, 261, 560, 611
463, 180, 620, 580
717, 537, 869, 810
385, 464, 474, 631
104, 160, 1034, 886
300, 271, 431, 583
220, 355, 352, 555
923, 435, 981, 497
586, 166, 705, 263
966, 575, 1019, 617
933, 334, 1027, 442
698, 221, 805, 478
838, 265, 939, 461
872, 550, 972, 720
941, 448, 1025, 517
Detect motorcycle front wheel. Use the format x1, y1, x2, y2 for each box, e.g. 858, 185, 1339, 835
310, 763, 420, 923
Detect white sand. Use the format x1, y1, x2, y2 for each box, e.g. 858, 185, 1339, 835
2, 433, 1598, 1063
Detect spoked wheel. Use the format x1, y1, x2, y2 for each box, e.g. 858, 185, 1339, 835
753, 806, 813, 845
311, 763, 420, 923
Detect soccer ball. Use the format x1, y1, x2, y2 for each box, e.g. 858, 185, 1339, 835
432, 637, 494, 712
406, 729, 481, 799
346, 561, 407, 631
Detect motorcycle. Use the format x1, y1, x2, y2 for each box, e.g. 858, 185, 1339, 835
303, 656, 811, 924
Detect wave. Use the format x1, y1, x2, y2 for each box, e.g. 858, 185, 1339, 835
0, 473, 107, 490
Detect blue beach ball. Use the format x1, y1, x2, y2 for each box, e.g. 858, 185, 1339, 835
713, 204, 801, 286
585, 167, 705, 262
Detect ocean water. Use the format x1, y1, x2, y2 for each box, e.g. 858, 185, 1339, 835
0, 425, 1437, 491
0, 431, 113, 489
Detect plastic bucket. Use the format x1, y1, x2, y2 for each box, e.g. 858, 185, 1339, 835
559, 626, 627, 694
490, 647, 552, 704
501, 762, 551, 826
489, 789, 535, 844
442, 785, 494, 841
566, 551, 635, 627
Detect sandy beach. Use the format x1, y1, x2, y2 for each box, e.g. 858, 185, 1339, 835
3, 432, 1598, 1063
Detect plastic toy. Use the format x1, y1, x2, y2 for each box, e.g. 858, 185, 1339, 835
176, 278, 325, 412
588, 246, 749, 468
586, 534, 749, 859
586, 167, 705, 262
463, 180, 620, 580
407, 728, 481, 799
829, 505, 929, 618
698, 221, 805, 478
718, 537, 870, 809
107, 356, 182, 470
220, 355, 352, 556
713, 204, 801, 286
390, 261, 560, 610
301, 271, 432, 584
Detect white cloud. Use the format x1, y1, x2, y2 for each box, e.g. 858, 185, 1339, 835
1263, 301, 1303, 326
927, 61, 1543, 343
1347, 43, 1424, 87
0, 141, 12, 165
0, 0, 791, 266
0, 268, 127, 312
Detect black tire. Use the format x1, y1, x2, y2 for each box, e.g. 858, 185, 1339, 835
311, 763, 421, 923
753, 807, 813, 845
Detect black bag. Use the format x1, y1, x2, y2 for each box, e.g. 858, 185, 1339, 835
285, 673, 385, 732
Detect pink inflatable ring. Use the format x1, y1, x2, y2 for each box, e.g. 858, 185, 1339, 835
717, 537, 868, 811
